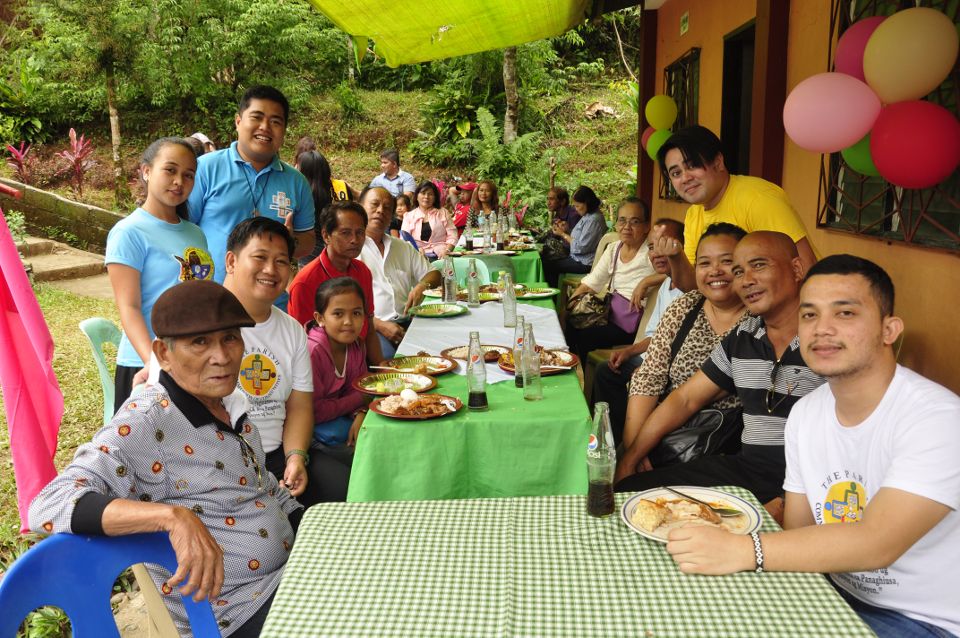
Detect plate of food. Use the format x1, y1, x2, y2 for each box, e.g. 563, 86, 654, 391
370, 390, 462, 420
353, 372, 437, 396
497, 349, 579, 375
479, 283, 526, 295
408, 303, 468, 318
378, 356, 456, 376
422, 288, 500, 302
620, 486, 761, 543
517, 287, 560, 299
441, 344, 511, 362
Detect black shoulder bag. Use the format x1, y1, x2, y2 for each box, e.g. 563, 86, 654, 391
648, 298, 743, 467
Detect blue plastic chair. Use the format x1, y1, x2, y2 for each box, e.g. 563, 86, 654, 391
79, 317, 121, 426
0, 532, 220, 637
399, 230, 421, 252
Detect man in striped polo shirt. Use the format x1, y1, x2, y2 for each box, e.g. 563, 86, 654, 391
615, 231, 825, 506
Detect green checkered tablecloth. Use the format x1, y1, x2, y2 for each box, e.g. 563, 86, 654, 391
262, 491, 874, 638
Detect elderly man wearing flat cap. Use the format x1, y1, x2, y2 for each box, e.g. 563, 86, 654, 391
29, 280, 302, 638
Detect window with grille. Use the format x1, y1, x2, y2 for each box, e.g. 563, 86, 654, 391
659, 48, 701, 200
817, 0, 959, 252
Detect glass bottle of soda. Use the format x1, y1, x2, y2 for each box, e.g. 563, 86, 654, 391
587, 402, 616, 517
441, 255, 457, 303
466, 258, 481, 307
464, 218, 474, 251
466, 331, 488, 411
501, 272, 517, 328
513, 316, 525, 388
521, 322, 543, 401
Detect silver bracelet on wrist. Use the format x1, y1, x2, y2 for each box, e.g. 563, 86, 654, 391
751, 531, 764, 573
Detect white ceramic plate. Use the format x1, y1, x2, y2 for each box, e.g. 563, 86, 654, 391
620, 486, 762, 543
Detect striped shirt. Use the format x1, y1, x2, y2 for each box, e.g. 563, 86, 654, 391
700, 314, 825, 446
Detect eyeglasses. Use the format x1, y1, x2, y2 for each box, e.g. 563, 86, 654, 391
765, 359, 798, 414
614, 218, 646, 228
237, 434, 264, 491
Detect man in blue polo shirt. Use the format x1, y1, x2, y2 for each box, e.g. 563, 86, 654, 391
188, 85, 315, 297
615, 231, 825, 507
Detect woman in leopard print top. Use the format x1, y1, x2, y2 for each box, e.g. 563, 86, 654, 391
624, 224, 750, 455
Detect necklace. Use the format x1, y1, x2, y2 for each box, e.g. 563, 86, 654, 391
241, 164, 273, 217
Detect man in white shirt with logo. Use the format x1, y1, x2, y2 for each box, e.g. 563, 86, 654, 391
665, 254, 960, 638
358, 186, 431, 358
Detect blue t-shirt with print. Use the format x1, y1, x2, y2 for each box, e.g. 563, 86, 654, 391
105, 208, 214, 367
187, 141, 315, 292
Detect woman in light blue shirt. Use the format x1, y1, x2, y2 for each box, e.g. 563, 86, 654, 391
105, 137, 213, 413
542, 185, 607, 286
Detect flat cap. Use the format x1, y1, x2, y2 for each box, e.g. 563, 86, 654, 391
152, 280, 255, 338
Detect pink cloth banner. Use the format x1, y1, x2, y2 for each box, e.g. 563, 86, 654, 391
0, 207, 63, 532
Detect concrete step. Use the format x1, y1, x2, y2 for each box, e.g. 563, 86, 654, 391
48, 272, 114, 299
18, 237, 58, 257
21, 237, 106, 283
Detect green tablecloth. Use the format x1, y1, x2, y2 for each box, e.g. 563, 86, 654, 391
347, 371, 589, 502
460, 249, 544, 285
263, 490, 873, 638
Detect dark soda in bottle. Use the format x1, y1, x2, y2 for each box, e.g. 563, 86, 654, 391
466, 331, 489, 411
586, 402, 615, 517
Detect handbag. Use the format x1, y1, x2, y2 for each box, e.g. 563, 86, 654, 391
541, 233, 570, 261
609, 292, 641, 334
648, 297, 743, 467
567, 291, 609, 328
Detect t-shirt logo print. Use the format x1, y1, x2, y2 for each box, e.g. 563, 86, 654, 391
823, 480, 866, 524
174, 247, 214, 282
239, 353, 278, 397
269, 192, 293, 220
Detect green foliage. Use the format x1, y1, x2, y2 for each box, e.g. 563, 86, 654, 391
611, 79, 639, 114
334, 82, 365, 122
0, 58, 45, 145
5, 210, 28, 245
464, 108, 541, 183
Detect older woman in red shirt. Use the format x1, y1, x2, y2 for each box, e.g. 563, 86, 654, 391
401, 180, 458, 259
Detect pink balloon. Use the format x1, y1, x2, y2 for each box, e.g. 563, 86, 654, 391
870, 101, 960, 190
641, 126, 656, 150
835, 16, 886, 82
783, 72, 881, 153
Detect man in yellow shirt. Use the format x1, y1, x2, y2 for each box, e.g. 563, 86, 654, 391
656, 126, 817, 291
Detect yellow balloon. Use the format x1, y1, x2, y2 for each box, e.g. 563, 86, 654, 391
645, 95, 678, 130
863, 7, 958, 103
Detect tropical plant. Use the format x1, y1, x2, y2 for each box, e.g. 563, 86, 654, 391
464, 107, 542, 184
334, 81, 365, 122
54, 128, 94, 198
5, 210, 29, 246
6, 142, 34, 184
0, 59, 45, 145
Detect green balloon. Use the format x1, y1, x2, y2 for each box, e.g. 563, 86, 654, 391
646, 129, 673, 161
841, 133, 880, 177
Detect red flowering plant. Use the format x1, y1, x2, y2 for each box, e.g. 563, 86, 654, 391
5, 141, 34, 185
55, 128, 94, 197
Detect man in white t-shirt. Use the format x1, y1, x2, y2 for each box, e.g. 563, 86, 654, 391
358, 186, 430, 358
222, 217, 340, 506
664, 254, 960, 637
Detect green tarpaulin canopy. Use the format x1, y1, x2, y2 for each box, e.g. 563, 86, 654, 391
307, 0, 591, 67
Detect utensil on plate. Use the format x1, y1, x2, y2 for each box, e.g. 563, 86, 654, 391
663, 486, 743, 517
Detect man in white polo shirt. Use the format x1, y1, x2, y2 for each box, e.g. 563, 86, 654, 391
358, 186, 430, 358
664, 254, 960, 638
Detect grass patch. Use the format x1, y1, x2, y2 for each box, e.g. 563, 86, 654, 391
0, 284, 118, 565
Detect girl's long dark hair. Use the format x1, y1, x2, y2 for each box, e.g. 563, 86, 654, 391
314, 276, 366, 315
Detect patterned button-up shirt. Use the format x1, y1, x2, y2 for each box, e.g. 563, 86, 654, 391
29, 371, 303, 636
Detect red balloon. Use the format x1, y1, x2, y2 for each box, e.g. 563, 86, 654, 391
835, 16, 885, 82
641, 126, 656, 150
870, 101, 960, 190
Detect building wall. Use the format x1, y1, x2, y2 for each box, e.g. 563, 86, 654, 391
649, 0, 960, 393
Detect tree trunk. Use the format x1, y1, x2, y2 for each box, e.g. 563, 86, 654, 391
105, 67, 129, 207
502, 47, 519, 144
